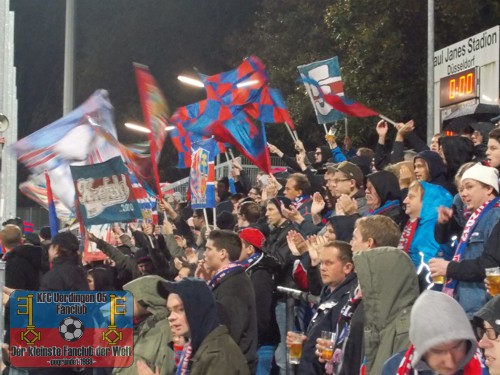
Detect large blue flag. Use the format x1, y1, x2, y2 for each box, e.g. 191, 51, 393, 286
297, 56, 347, 124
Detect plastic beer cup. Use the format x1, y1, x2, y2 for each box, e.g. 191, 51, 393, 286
320, 331, 336, 361
289, 331, 304, 365
486, 267, 500, 296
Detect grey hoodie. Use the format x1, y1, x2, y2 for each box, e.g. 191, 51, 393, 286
410, 290, 477, 371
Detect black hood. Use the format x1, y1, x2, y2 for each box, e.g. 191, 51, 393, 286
367, 170, 401, 204
328, 215, 357, 242
157, 277, 220, 354
314, 145, 332, 166
414, 150, 456, 194
473, 296, 500, 337
414, 150, 447, 181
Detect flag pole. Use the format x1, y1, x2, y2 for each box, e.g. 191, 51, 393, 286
285, 122, 297, 142
378, 114, 398, 126
203, 208, 210, 229
213, 207, 217, 229
344, 118, 348, 137
322, 123, 328, 134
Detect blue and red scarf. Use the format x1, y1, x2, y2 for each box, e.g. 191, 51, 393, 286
240, 252, 262, 270
442, 197, 500, 296
366, 199, 400, 216
398, 218, 419, 254
208, 262, 243, 289
176, 340, 192, 375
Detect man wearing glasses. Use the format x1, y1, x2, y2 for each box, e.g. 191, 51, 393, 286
474, 296, 500, 375
322, 162, 369, 219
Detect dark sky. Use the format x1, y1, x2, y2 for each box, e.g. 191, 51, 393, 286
11, 0, 258, 140
10, 0, 260, 206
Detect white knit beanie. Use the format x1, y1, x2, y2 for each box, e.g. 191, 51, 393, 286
461, 163, 499, 192
410, 290, 477, 369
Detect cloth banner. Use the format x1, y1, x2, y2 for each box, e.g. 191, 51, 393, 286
190, 138, 217, 209
70, 157, 142, 226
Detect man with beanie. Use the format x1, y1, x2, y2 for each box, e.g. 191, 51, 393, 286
262, 197, 296, 375
204, 229, 258, 373
474, 296, 500, 375
239, 228, 280, 375
430, 163, 500, 319
382, 290, 481, 374
151, 277, 249, 375
116, 275, 174, 375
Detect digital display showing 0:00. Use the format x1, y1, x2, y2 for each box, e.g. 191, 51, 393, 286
439, 67, 478, 107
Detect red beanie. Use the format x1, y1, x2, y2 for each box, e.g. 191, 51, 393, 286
239, 228, 265, 251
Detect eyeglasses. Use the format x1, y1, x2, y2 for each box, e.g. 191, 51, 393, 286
476, 326, 499, 340
331, 178, 350, 184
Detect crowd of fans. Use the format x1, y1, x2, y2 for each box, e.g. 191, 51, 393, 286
2, 116, 500, 375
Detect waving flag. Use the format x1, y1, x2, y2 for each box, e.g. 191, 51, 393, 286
170, 56, 285, 173
300, 76, 379, 118
170, 104, 229, 169
19, 174, 73, 221
11, 90, 117, 174
134, 63, 169, 195
298, 56, 346, 124
190, 138, 217, 209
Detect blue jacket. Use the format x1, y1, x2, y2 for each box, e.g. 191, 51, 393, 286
408, 182, 453, 267
456, 205, 500, 319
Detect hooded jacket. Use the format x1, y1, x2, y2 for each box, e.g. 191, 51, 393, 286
117, 275, 174, 375
354, 247, 419, 375
366, 171, 404, 225
414, 150, 456, 194
382, 290, 478, 374
407, 182, 453, 266
157, 278, 250, 375
474, 295, 500, 337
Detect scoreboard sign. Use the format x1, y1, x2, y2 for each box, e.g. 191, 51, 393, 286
9, 291, 134, 368
439, 67, 479, 107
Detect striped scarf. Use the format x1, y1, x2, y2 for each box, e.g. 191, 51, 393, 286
176, 340, 192, 375
442, 197, 500, 296
208, 262, 243, 289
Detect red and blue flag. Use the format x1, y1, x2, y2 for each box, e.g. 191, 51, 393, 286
299, 76, 379, 118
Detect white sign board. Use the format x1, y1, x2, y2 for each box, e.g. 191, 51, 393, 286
434, 26, 499, 79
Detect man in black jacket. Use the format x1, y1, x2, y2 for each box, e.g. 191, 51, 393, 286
204, 229, 258, 374
1, 224, 46, 356
288, 240, 357, 374
262, 197, 298, 375
239, 227, 280, 375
